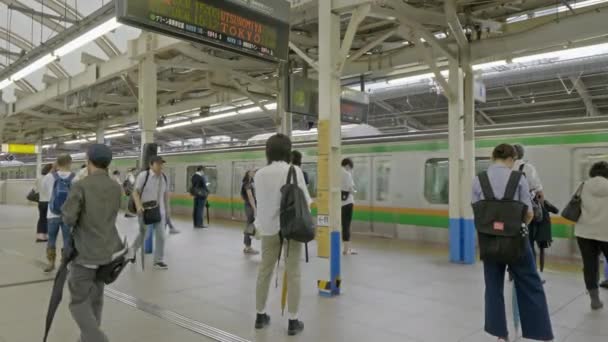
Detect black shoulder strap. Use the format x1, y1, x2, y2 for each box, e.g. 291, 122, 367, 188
286, 166, 298, 185
504, 171, 523, 200
478, 172, 495, 200
141, 170, 150, 191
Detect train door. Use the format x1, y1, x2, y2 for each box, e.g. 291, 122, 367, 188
350, 156, 394, 237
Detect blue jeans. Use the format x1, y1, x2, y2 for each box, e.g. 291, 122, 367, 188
193, 197, 206, 227
47, 217, 70, 249
483, 243, 553, 340
132, 216, 166, 263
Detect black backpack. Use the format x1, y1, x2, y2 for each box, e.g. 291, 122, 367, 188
472, 171, 529, 264
279, 166, 315, 262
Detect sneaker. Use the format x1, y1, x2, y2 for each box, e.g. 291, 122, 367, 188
287, 319, 304, 336
244, 247, 259, 255
169, 227, 180, 234
154, 262, 169, 270
600, 280, 608, 289
255, 313, 270, 329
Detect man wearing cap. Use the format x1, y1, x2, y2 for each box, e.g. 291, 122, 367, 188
130, 156, 170, 269
62, 144, 125, 342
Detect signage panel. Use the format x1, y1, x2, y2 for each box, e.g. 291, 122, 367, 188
116, 0, 290, 62
1, 144, 38, 154
289, 75, 369, 123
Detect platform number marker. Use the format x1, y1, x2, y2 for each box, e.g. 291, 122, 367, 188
317, 215, 329, 227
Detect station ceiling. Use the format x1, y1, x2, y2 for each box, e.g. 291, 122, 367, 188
1, 0, 608, 156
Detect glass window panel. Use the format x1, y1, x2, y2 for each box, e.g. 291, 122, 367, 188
375, 160, 391, 202
424, 158, 491, 204
352, 157, 369, 201
186, 165, 218, 194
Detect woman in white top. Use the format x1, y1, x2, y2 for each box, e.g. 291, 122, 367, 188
575, 160, 608, 310
341, 158, 357, 255
35, 163, 54, 242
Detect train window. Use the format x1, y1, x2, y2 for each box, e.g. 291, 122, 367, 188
424, 158, 491, 204
375, 160, 391, 202
352, 157, 370, 201
301, 162, 317, 198
166, 167, 176, 192
186, 165, 218, 194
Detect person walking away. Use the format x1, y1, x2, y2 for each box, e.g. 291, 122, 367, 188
472, 144, 553, 342
291, 151, 309, 185
241, 169, 258, 254
191, 166, 209, 228
341, 158, 357, 255
130, 156, 170, 270
42, 154, 75, 273
35, 163, 53, 242
165, 202, 180, 235
572, 161, 608, 309
123, 168, 137, 218
528, 199, 559, 280
255, 134, 311, 336
112, 170, 122, 185
61, 144, 125, 342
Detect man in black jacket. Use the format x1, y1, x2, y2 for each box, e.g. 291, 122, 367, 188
191, 166, 209, 228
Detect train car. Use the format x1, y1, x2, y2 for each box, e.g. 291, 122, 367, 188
3, 119, 608, 259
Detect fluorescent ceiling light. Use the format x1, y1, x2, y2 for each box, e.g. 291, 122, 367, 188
473, 60, 507, 70
55, 18, 121, 57
104, 133, 125, 139
10, 54, 57, 82
156, 120, 193, 131
0, 17, 121, 89
0, 79, 12, 90
192, 111, 239, 123
64, 139, 89, 145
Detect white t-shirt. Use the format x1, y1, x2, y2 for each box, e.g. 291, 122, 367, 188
38, 175, 52, 202
254, 162, 312, 236
42, 171, 74, 219
341, 167, 355, 206
513, 160, 543, 193
135, 170, 168, 218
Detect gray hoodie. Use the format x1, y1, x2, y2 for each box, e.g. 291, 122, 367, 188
576, 176, 608, 242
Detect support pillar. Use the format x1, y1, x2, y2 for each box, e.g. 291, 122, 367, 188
316, 0, 342, 297
278, 61, 292, 136
137, 52, 157, 254
96, 121, 105, 144
138, 54, 157, 149
448, 51, 476, 264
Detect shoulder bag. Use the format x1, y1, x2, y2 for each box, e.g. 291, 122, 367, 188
562, 182, 584, 222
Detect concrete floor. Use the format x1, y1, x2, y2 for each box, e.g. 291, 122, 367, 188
0, 204, 607, 342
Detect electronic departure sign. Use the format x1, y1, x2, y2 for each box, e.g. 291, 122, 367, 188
116, 0, 290, 62
289, 76, 370, 124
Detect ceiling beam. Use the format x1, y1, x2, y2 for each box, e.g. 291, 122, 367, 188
570, 76, 600, 116
7, 3, 77, 23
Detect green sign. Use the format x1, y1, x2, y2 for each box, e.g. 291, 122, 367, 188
116, 0, 290, 62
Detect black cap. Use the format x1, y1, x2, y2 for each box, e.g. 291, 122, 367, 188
149, 156, 166, 165
87, 144, 112, 168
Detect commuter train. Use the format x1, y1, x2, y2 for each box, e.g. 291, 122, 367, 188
3, 118, 608, 259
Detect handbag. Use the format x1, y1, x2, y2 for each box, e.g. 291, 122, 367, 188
244, 222, 256, 235
341, 191, 350, 201
142, 201, 161, 225
27, 189, 40, 202
562, 182, 584, 222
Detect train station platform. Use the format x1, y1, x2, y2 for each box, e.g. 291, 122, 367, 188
1, 204, 607, 342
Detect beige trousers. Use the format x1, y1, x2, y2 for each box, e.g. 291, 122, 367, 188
256, 234, 302, 315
